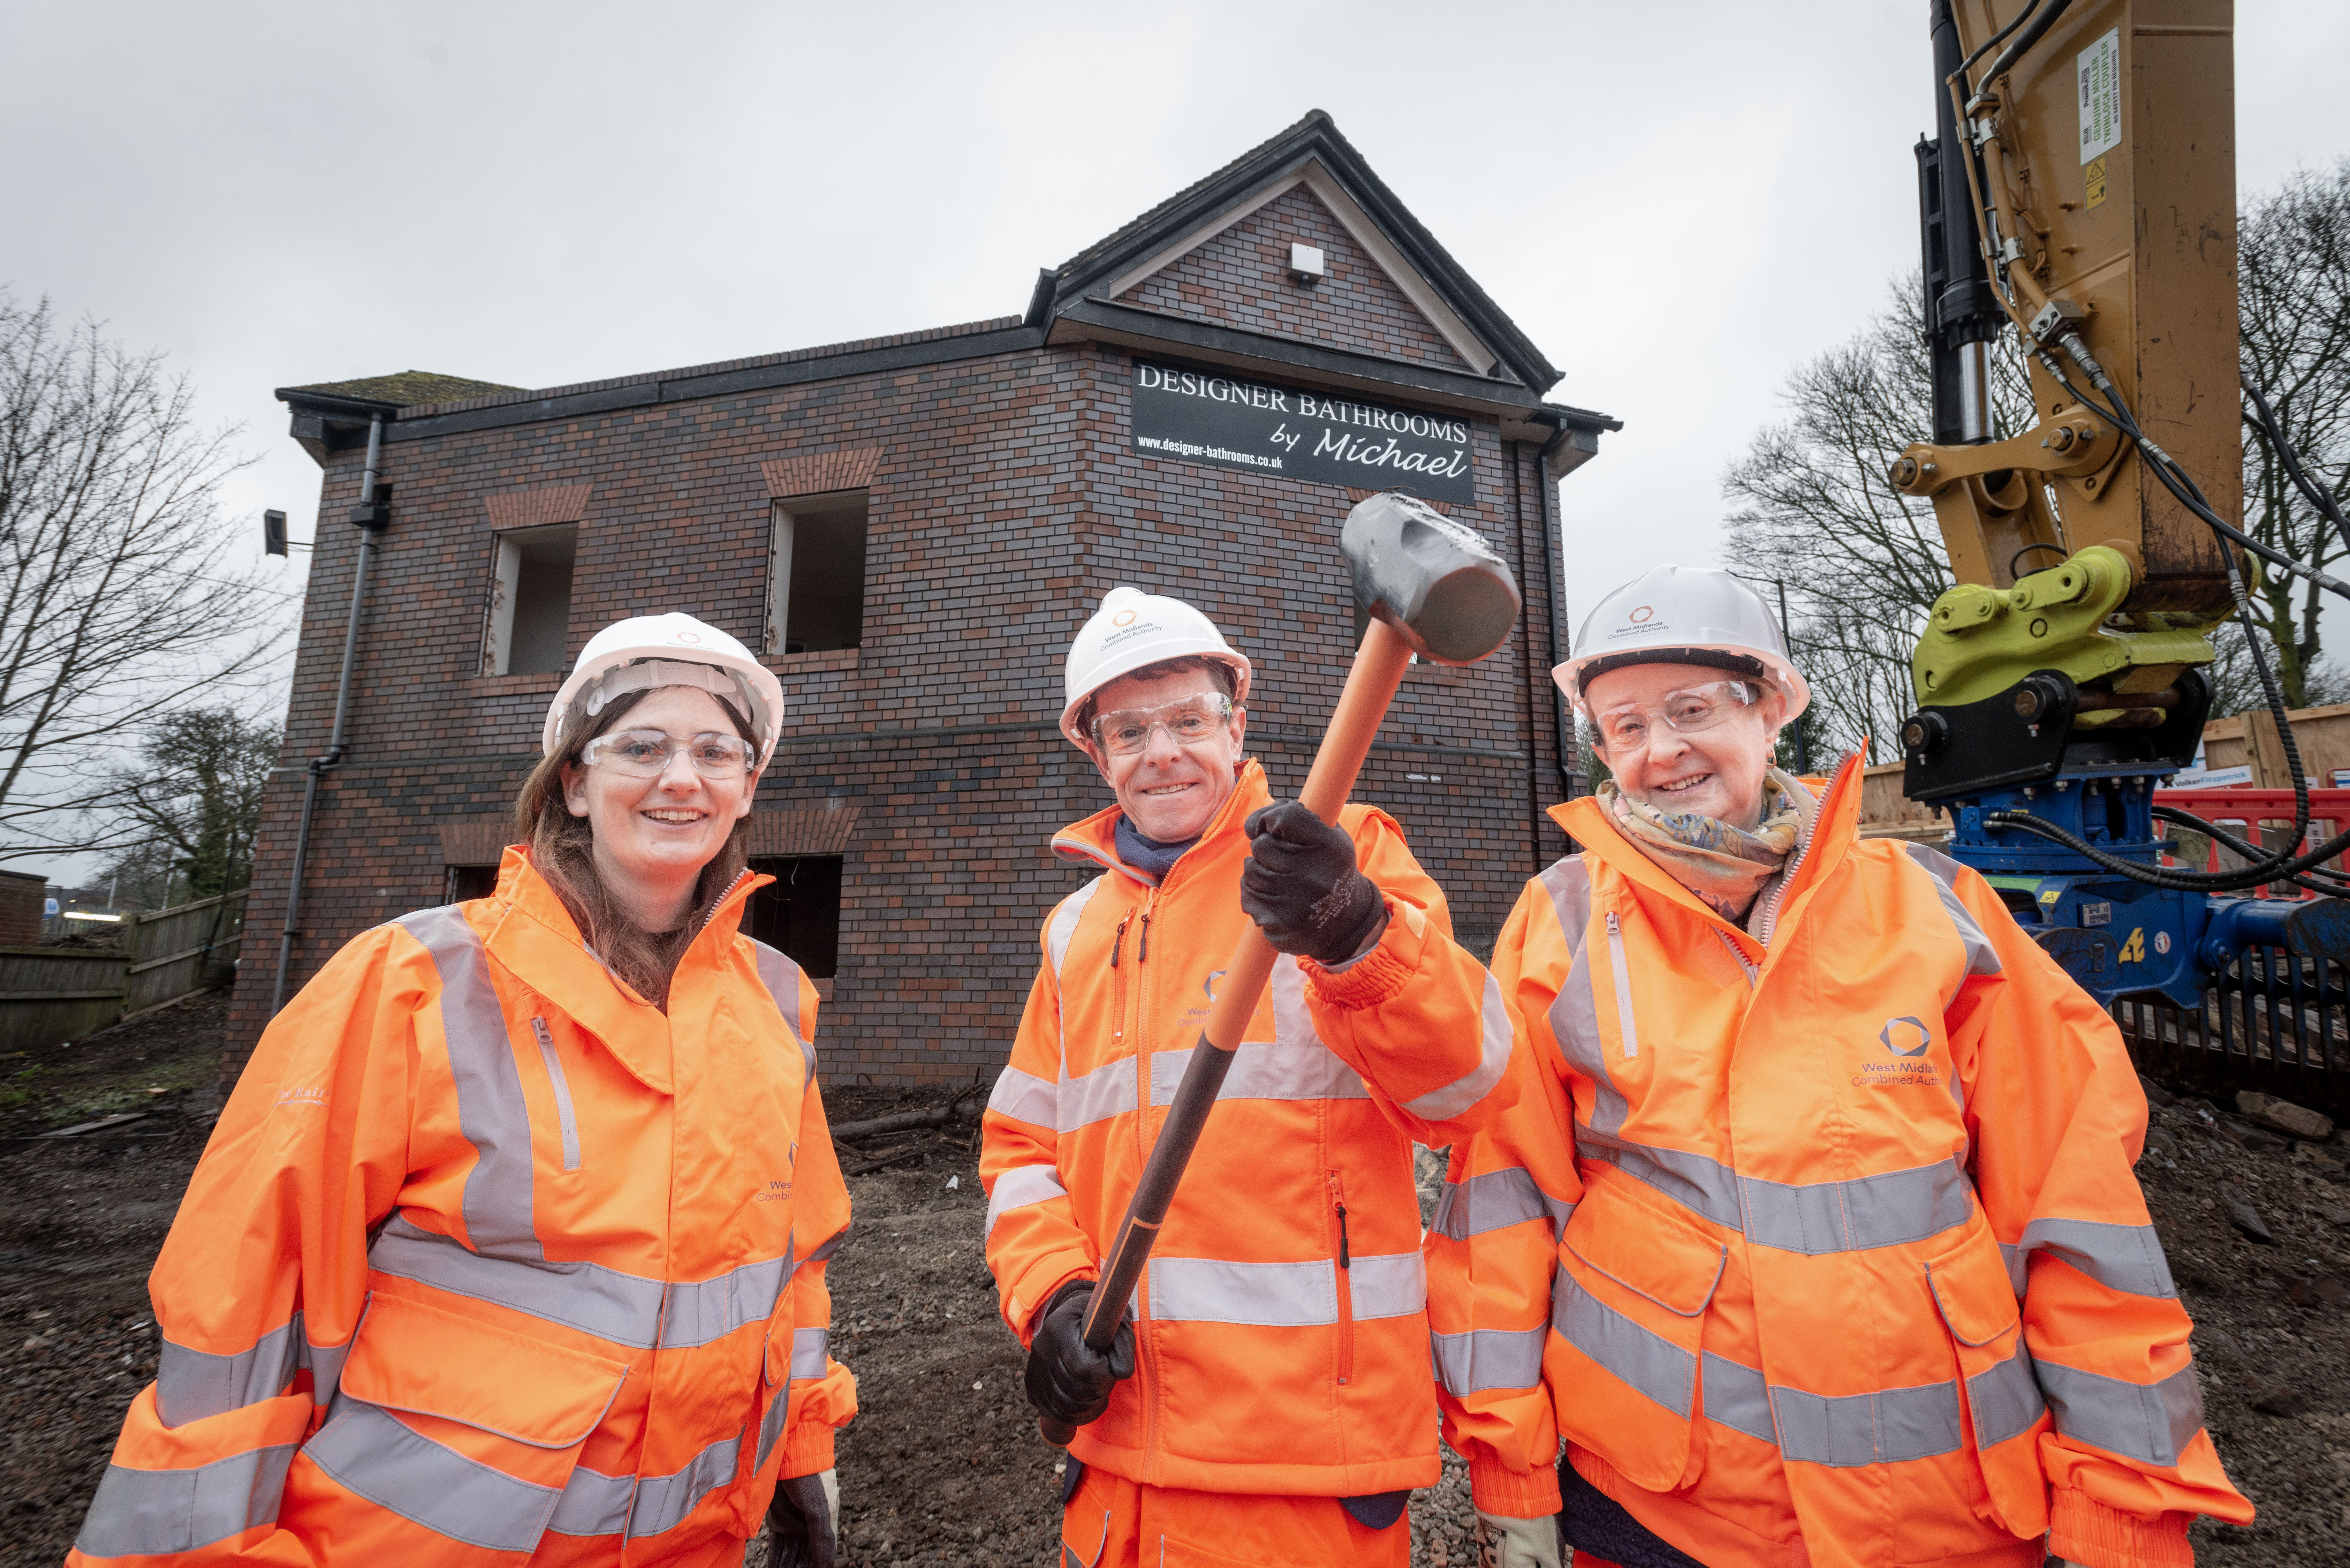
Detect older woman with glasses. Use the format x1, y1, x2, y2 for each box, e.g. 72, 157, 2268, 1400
1430, 566, 2251, 1568
71, 613, 855, 1568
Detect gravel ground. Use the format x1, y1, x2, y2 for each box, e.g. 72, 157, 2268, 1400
6, 1002, 2344, 1566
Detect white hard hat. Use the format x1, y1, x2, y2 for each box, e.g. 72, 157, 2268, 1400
1059, 586, 1253, 747
544, 613, 785, 769
1554, 565, 1810, 719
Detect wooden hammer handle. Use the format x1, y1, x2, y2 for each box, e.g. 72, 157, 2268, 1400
1038, 619, 1416, 1447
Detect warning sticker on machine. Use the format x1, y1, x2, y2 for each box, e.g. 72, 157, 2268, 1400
2078, 28, 2121, 163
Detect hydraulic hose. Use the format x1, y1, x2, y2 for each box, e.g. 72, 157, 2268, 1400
1971, 0, 2073, 103
2242, 376, 2350, 559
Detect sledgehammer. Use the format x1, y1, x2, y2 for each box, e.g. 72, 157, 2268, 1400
1038, 491, 1522, 1447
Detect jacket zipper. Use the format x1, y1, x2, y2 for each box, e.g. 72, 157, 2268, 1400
1327, 1171, 1355, 1386
530, 1018, 584, 1172
1750, 786, 1821, 950
1110, 910, 1133, 968
1604, 911, 1641, 1059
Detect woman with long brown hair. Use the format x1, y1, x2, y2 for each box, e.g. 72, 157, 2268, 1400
72, 612, 855, 1568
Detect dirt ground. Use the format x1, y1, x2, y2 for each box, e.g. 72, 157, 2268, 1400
3, 999, 2344, 1565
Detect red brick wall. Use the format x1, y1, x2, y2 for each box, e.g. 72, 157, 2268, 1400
231, 332, 1573, 1086
1119, 185, 1474, 373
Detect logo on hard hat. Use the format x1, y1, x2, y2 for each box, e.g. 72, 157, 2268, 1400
1628, 606, 1655, 624
1879, 1017, 1931, 1058
672, 629, 702, 645
1111, 609, 1137, 627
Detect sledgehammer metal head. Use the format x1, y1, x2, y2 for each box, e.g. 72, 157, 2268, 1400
1341, 491, 1522, 666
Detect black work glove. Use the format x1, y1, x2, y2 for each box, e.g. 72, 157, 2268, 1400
1241, 801, 1389, 966
763, 1468, 838, 1568
1024, 1281, 1136, 1428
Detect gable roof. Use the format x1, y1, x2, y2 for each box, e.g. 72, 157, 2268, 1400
287, 370, 523, 407
1030, 110, 1561, 395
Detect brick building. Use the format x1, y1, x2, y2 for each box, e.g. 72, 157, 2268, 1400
236, 110, 1618, 1082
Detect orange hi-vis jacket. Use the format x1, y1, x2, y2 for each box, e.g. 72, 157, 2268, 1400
981, 761, 1515, 1498
1429, 758, 2253, 1568
71, 849, 855, 1567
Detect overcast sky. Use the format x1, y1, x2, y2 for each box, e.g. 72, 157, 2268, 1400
6, 0, 2349, 816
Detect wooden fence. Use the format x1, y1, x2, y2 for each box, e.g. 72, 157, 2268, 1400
0, 890, 245, 1052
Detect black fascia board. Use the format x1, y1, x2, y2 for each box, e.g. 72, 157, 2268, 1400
276, 388, 405, 420
360, 323, 1048, 445
1055, 297, 1547, 416
1044, 120, 1561, 395
1533, 400, 1624, 435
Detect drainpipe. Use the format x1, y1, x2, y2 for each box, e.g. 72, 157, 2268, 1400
270, 414, 388, 1015
1535, 423, 1577, 802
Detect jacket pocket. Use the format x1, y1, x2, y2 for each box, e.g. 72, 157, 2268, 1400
530, 1017, 583, 1172
302, 1291, 630, 1553
1925, 1229, 2051, 1538
1554, 1177, 1727, 1492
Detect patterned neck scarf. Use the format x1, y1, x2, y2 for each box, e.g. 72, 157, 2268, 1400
1598, 767, 1812, 921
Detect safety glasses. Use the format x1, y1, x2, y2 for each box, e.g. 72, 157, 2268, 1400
1588, 680, 1760, 751
1089, 693, 1235, 756
580, 728, 755, 779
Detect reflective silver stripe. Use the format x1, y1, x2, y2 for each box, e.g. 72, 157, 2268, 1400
297, 1329, 353, 1408
1904, 844, 2004, 1000
988, 1065, 1058, 1127
1149, 1043, 1369, 1107
156, 1316, 304, 1427
1551, 1266, 1696, 1417
659, 1248, 793, 1349
1047, 878, 1104, 980
2008, 1217, 2179, 1299
1580, 1133, 1746, 1232
1431, 1324, 1547, 1394
1148, 1252, 1424, 1326
2036, 1357, 2205, 1466
804, 1227, 847, 1266
1058, 1055, 1137, 1134
531, 1018, 583, 1172
1429, 1167, 1575, 1242
622, 1424, 742, 1539
1740, 1158, 1975, 1255
1403, 971, 1514, 1121
397, 906, 542, 1260
302, 1399, 560, 1552
791, 1326, 830, 1379
370, 1213, 666, 1348
986, 1163, 1071, 1238
74, 1443, 298, 1557
1604, 912, 1639, 1058
1701, 1353, 1776, 1444
754, 1386, 791, 1474
547, 1464, 634, 1538
1770, 1377, 1965, 1467
749, 939, 813, 1080
1967, 1336, 2048, 1448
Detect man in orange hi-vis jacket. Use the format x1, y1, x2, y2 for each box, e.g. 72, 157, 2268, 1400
69, 614, 855, 1566
1430, 567, 2252, 1568
982, 586, 1515, 1567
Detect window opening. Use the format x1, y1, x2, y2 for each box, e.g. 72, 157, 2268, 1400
445, 864, 499, 903
745, 855, 843, 978
486, 523, 579, 675
768, 491, 868, 655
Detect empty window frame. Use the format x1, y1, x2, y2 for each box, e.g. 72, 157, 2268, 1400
445, 864, 499, 904
767, 491, 868, 655
744, 856, 843, 978
485, 524, 578, 675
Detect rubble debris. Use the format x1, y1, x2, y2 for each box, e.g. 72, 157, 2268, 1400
2252, 1383, 2309, 1416
2226, 1199, 2276, 1244
2237, 1091, 2334, 1143
2139, 1074, 2174, 1107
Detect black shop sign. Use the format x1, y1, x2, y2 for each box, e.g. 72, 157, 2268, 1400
1129, 363, 1474, 504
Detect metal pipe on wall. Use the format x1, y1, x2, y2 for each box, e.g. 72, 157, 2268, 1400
271, 414, 387, 1016
1535, 424, 1577, 802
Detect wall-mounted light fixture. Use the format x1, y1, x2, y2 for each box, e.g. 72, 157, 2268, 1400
1288, 243, 1326, 286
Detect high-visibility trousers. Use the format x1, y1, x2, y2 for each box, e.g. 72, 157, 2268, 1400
1061, 1465, 1410, 1567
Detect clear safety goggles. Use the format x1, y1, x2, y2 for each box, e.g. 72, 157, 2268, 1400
580, 727, 755, 779
1588, 680, 1761, 751
1089, 693, 1235, 756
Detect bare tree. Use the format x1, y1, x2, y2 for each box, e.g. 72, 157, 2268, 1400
2238, 161, 2350, 709
0, 292, 287, 863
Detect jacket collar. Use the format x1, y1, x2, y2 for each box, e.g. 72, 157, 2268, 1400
480, 846, 768, 1092
1051, 759, 1271, 887
1551, 753, 1866, 942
